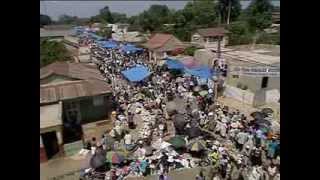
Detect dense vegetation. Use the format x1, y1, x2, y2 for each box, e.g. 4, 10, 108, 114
40, 40, 73, 68
40, 0, 279, 45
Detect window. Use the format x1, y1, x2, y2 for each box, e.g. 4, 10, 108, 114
232, 75, 239, 78
261, 77, 269, 89
93, 96, 104, 106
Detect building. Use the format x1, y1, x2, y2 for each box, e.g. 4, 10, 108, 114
144, 33, 185, 63
112, 31, 147, 43
191, 27, 228, 49
214, 45, 280, 107
40, 62, 113, 162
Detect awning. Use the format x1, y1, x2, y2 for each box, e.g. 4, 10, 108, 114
121, 65, 151, 82
165, 58, 185, 70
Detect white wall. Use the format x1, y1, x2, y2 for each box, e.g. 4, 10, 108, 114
224, 85, 255, 105
265, 89, 280, 104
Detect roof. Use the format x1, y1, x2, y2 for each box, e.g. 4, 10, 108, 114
40, 30, 72, 38
145, 33, 175, 50
196, 27, 228, 37
40, 62, 105, 81
40, 103, 63, 129
40, 79, 111, 104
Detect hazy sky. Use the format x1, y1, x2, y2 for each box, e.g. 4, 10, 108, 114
40, 1, 280, 21
40, 1, 189, 20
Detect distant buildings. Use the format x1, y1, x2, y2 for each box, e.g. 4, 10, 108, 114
40, 62, 112, 162
144, 33, 185, 63
191, 27, 229, 49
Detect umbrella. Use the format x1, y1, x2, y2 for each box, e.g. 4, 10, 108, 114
187, 127, 202, 139
187, 140, 207, 152
261, 108, 274, 115
250, 111, 264, 120
199, 90, 208, 97
173, 113, 187, 132
90, 153, 106, 169
106, 151, 126, 164
167, 136, 186, 149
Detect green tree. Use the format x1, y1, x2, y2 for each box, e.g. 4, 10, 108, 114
216, 0, 241, 24
40, 40, 73, 67
99, 6, 114, 23
227, 21, 253, 45
58, 14, 79, 24
40, 14, 52, 27
111, 12, 128, 23
96, 27, 112, 39
245, 0, 273, 31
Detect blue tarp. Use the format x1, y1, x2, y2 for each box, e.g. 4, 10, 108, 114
184, 66, 215, 80
165, 58, 185, 70
89, 33, 104, 41
121, 45, 143, 54
97, 40, 118, 49
121, 65, 151, 82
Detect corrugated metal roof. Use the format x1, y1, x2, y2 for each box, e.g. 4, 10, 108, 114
40, 62, 105, 81
40, 80, 111, 104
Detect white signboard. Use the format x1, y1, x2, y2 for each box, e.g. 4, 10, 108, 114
229, 66, 280, 77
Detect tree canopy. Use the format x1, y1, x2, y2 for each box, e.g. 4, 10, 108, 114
40, 40, 73, 68
244, 0, 273, 31
40, 14, 52, 27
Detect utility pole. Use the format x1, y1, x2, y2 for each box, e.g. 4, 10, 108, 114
227, 0, 232, 25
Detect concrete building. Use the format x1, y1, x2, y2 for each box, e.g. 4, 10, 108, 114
144, 33, 185, 64
214, 45, 280, 107
191, 27, 228, 49
40, 62, 113, 162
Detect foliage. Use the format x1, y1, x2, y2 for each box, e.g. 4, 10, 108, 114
40, 14, 52, 27
256, 31, 280, 45
111, 12, 128, 23
99, 6, 114, 23
216, 0, 241, 24
58, 14, 79, 25
184, 46, 198, 56
244, 0, 273, 31
40, 40, 72, 68
227, 21, 253, 45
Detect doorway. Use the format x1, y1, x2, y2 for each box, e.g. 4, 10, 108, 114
261, 77, 269, 89
42, 131, 59, 159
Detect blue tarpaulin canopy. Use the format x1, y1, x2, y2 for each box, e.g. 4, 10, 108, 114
121, 65, 151, 82
89, 33, 104, 41
184, 66, 215, 80
120, 45, 143, 54
97, 40, 118, 49
165, 58, 185, 70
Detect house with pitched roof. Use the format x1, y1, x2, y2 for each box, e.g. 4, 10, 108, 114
191, 27, 229, 48
40, 62, 113, 162
144, 33, 185, 63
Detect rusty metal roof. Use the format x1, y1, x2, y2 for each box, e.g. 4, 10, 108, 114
40, 79, 111, 104
40, 62, 105, 81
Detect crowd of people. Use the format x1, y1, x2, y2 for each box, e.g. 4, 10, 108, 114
78, 33, 280, 180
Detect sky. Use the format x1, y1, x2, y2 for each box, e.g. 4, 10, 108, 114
40, 1, 189, 21
40, 1, 280, 21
